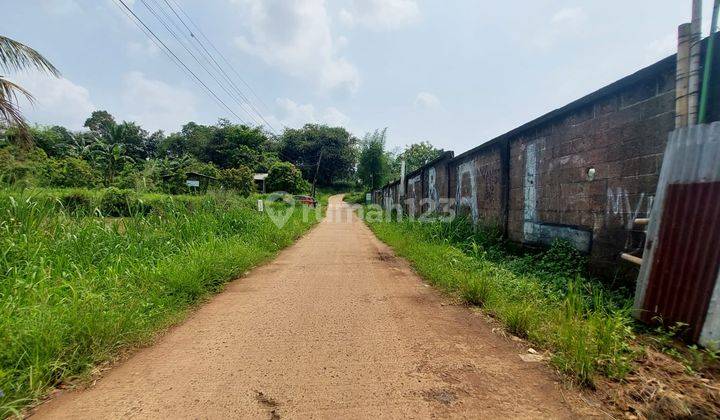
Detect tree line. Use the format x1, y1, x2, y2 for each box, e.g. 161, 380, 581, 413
1, 110, 443, 196
0, 110, 362, 195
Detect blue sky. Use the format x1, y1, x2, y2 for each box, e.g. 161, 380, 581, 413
4, 1, 712, 154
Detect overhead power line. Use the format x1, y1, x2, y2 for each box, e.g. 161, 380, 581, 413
139, 0, 259, 126
114, 0, 248, 124
159, 0, 278, 134
167, 0, 278, 132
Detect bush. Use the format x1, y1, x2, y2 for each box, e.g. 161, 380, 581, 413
220, 166, 254, 196
343, 191, 366, 204
113, 164, 141, 190
266, 162, 307, 194
100, 187, 141, 217
59, 191, 95, 214
43, 157, 98, 188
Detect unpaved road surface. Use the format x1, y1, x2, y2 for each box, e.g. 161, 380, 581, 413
33, 195, 596, 419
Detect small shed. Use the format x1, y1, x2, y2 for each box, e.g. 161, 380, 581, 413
254, 173, 268, 193
185, 172, 217, 193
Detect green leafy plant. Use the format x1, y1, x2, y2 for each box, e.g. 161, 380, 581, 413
220, 166, 254, 197
99, 187, 140, 217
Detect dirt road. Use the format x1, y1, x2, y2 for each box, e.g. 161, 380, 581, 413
33, 195, 595, 418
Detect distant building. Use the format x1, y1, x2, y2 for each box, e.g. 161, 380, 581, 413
254, 173, 268, 193
162, 171, 218, 193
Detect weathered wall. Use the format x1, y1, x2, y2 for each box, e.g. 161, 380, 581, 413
373, 41, 718, 279
506, 65, 675, 273
449, 145, 505, 228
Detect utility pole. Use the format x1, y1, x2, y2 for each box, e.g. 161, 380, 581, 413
311, 148, 323, 198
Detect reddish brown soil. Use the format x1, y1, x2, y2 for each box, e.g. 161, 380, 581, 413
31, 196, 599, 418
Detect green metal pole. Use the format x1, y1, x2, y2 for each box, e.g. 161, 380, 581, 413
699, 0, 720, 124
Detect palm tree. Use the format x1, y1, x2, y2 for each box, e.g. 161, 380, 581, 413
0, 35, 60, 133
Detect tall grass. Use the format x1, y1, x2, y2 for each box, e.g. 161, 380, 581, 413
366, 213, 635, 386
0, 189, 320, 416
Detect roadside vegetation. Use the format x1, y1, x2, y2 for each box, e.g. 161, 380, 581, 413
366, 213, 635, 385
364, 211, 720, 416
366, 212, 718, 378
0, 188, 321, 416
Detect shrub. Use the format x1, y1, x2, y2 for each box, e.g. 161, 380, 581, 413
266, 162, 307, 194
43, 157, 98, 188
113, 164, 141, 190
343, 191, 366, 204
220, 166, 254, 196
100, 187, 141, 217
59, 191, 95, 214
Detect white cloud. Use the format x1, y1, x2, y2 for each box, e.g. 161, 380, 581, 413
340, 0, 420, 30
533, 7, 588, 49
121, 71, 196, 132
12, 73, 95, 130
414, 92, 440, 110
272, 98, 349, 128
551, 7, 586, 25
231, 0, 359, 92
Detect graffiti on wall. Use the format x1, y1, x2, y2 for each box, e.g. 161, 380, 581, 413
478, 165, 500, 201
456, 160, 479, 222
524, 140, 592, 252
606, 187, 654, 230
428, 167, 439, 211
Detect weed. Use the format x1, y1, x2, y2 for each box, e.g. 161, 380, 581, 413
366, 214, 636, 386
460, 276, 493, 307
0, 188, 320, 416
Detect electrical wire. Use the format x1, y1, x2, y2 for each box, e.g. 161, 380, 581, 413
160, 0, 278, 134
114, 0, 247, 123
168, 0, 278, 130
139, 0, 259, 125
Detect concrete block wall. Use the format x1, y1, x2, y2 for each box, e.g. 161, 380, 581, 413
449, 144, 506, 228
372, 44, 718, 279
506, 66, 676, 273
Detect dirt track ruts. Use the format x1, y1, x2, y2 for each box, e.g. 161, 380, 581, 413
32, 195, 597, 419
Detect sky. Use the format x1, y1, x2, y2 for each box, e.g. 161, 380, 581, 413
3, 1, 714, 154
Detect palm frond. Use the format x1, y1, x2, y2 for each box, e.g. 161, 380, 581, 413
0, 36, 60, 76
0, 77, 33, 128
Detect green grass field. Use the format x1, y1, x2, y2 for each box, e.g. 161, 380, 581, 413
0, 188, 322, 416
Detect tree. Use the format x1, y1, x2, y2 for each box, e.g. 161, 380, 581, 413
357, 128, 390, 190
220, 166, 254, 196
388, 141, 444, 179
83, 110, 116, 133
91, 141, 134, 185
204, 120, 268, 169
30, 125, 74, 157
266, 162, 307, 194
158, 121, 214, 160
0, 36, 60, 142
278, 124, 357, 186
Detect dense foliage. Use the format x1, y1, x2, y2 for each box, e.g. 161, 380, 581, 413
357, 128, 390, 190
278, 124, 357, 186
266, 161, 308, 194
0, 111, 364, 195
